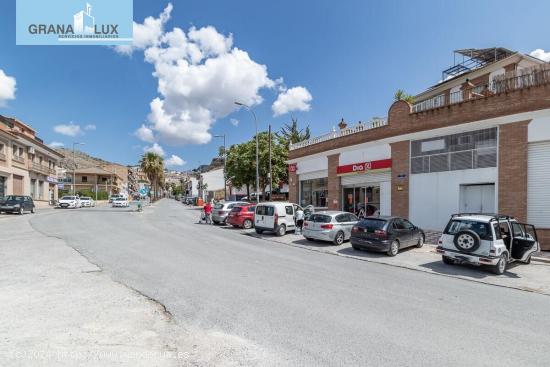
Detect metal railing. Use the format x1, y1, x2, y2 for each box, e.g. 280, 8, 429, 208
28, 162, 53, 175
413, 64, 550, 113
289, 118, 388, 151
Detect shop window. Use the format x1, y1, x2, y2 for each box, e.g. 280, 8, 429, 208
300, 178, 327, 208
82, 176, 88, 183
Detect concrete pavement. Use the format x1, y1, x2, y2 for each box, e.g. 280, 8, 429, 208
24, 199, 550, 366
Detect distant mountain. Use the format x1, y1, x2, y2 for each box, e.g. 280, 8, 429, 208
54, 148, 118, 170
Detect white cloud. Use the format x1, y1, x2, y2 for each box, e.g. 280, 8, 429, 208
115, 4, 302, 146
272, 86, 312, 116
53, 123, 82, 137
530, 48, 550, 62
165, 154, 186, 166
0, 69, 16, 107
143, 143, 165, 156
135, 124, 155, 142
114, 3, 173, 55
48, 142, 64, 148
230, 118, 239, 127
84, 124, 96, 131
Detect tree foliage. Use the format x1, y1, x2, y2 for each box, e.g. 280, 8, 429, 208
277, 117, 310, 147
394, 89, 415, 104
139, 152, 164, 200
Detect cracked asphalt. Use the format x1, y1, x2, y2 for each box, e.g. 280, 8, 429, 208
27, 199, 550, 366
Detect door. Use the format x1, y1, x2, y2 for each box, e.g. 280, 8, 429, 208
339, 213, 359, 239
284, 205, 295, 230
460, 184, 495, 213
510, 222, 538, 261
13, 175, 23, 195
402, 219, 419, 248
391, 218, 413, 246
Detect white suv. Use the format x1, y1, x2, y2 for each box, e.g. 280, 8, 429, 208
437, 214, 539, 274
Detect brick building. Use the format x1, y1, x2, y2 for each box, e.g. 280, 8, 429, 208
287, 48, 550, 250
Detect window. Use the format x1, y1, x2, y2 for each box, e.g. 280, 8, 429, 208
300, 178, 328, 208
511, 222, 524, 238
336, 214, 347, 223
392, 219, 406, 230
308, 214, 332, 223
256, 205, 274, 216
82, 176, 88, 183
402, 220, 415, 230
444, 220, 493, 241
285, 206, 294, 216
493, 223, 502, 240
411, 128, 497, 174
0, 142, 4, 153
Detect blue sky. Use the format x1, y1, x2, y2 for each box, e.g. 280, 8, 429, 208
1, 0, 549, 169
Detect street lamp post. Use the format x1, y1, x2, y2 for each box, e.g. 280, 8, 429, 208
214, 134, 227, 200
72, 142, 85, 196
234, 101, 259, 204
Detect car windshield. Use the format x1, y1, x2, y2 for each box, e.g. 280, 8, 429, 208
308, 214, 332, 223
358, 218, 387, 230
61, 196, 76, 200
214, 203, 225, 209
5, 195, 24, 202
81, 197, 90, 200
444, 220, 493, 241
115, 198, 125, 201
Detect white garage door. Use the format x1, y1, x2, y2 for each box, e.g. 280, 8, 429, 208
528, 141, 550, 227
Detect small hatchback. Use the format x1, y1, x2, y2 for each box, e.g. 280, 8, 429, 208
212, 201, 248, 224
303, 211, 359, 245
350, 216, 425, 256
0, 195, 35, 214
227, 204, 256, 229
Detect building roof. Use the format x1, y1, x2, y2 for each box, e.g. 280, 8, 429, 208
74, 166, 122, 176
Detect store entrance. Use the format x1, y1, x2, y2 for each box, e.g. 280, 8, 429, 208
342, 185, 380, 218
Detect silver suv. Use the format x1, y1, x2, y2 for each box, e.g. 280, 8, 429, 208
212, 201, 248, 225
437, 214, 539, 274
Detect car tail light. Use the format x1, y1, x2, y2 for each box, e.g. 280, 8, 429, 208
321, 224, 333, 230
352, 226, 359, 233
274, 213, 279, 226
218, 211, 224, 215
374, 229, 387, 238
303, 222, 309, 227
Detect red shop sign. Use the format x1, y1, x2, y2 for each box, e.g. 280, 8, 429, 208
288, 163, 297, 173
337, 158, 392, 175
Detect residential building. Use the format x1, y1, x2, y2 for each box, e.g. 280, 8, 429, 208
287, 48, 550, 250
62, 166, 126, 197
128, 165, 150, 197
200, 168, 225, 201
0, 115, 64, 205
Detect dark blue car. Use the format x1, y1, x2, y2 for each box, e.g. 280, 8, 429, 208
0, 195, 35, 215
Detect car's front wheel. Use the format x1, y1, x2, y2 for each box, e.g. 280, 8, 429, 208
416, 235, 424, 248
276, 224, 286, 237
333, 231, 345, 246
18, 207, 24, 215
492, 254, 507, 275
387, 240, 399, 257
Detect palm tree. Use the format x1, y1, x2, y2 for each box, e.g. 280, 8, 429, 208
139, 152, 164, 201
277, 117, 311, 147
394, 89, 415, 104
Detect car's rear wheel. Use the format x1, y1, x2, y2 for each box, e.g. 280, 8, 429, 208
333, 231, 345, 246
387, 240, 399, 257
276, 224, 286, 237
442, 255, 455, 265
492, 254, 507, 275
18, 207, 23, 215
243, 219, 253, 229
416, 235, 424, 248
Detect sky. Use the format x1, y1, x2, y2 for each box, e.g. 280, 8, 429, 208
1, 0, 549, 169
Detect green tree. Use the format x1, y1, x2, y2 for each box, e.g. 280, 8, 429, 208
277, 117, 311, 147
139, 152, 164, 200
394, 89, 415, 104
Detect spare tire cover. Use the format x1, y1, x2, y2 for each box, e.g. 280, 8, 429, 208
453, 230, 481, 253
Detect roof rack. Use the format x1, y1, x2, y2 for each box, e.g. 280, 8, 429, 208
451, 213, 515, 221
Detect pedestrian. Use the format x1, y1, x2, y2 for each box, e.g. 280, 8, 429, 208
295, 207, 304, 235
204, 201, 213, 224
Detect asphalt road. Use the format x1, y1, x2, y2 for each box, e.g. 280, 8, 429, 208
29, 200, 550, 366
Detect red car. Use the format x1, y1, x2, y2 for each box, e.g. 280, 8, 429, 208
227, 204, 256, 229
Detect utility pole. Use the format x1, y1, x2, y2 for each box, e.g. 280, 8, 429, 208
72, 142, 84, 196
234, 101, 259, 203
268, 124, 272, 201
214, 134, 227, 200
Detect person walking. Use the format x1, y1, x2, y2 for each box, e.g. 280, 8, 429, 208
204, 201, 213, 224
295, 207, 305, 235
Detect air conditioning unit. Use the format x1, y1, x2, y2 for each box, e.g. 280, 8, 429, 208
28, 147, 35, 154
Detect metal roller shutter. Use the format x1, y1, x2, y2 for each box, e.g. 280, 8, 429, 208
341, 171, 391, 186
528, 141, 550, 227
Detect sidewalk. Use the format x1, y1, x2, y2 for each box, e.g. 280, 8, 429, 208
223, 227, 550, 296
0, 214, 182, 366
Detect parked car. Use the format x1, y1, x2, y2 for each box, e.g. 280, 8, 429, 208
227, 204, 256, 229
350, 216, 425, 256
112, 197, 129, 207
436, 213, 539, 274
58, 196, 81, 209
212, 201, 248, 224
80, 197, 95, 207
303, 211, 359, 245
0, 195, 35, 214
254, 202, 303, 236
109, 193, 127, 203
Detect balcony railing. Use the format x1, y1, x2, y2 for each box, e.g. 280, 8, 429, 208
412, 64, 550, 113
28, 162, 53, 175
289, 118, 388, 151
12, 155, 25, 164
0, 152, 6, 161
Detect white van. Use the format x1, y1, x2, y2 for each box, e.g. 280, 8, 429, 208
254, 202, 303, 236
